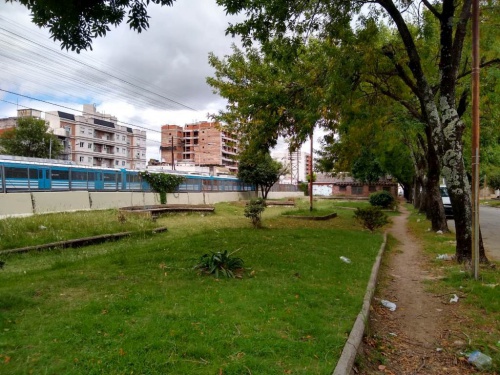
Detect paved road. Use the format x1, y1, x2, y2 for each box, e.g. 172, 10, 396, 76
448, 205, 500, 261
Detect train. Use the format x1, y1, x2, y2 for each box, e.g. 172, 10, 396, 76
0, 155, 254, 193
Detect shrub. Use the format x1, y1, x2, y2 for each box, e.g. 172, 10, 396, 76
139, 171, 185, 204
244, 198, 267, 227
369, 190, 395, 209
354, 206, 389, 232
194, 250, 245, 278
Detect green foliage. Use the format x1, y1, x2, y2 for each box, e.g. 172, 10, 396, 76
138, 171, 184, 204
369, 190, 395, 209
354, 206, 389, 232
298, 182, 309, 196
244, 198, 267, 227
0, 117, 62, 158
351, 149, 385, 184
194, 250, 245, 278
488, 172, 500, 191
12, 0, 175, 52
238, 151, 285, 199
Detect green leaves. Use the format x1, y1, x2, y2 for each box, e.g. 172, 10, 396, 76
138, 171, 184, 204
0, 117, 62, 158
194, 250, 245, 278
353, 206, 389, 232
244, 198, 267, 228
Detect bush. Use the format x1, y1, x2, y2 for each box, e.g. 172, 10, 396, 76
194, 250, 245, 278
244, 198, 267, 227
298, 182, 309, 196
369, 190, 395, 209
354, 206, 389, 232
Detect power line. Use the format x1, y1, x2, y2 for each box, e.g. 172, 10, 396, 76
0, 91, 164, 146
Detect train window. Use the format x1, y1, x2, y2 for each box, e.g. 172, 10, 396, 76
88, 172, 95, 181
104, 173, 116, 181
72, 171, 87, 180
51, 170, 69, 180
5, 167, 28, 179
29, 169, 37, 179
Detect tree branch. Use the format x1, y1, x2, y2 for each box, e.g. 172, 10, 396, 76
366, 79, 423, 121
421, 0, 442, 19
457, 58, 500, 80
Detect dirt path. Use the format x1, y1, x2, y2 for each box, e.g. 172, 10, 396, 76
356, 205, 476, 374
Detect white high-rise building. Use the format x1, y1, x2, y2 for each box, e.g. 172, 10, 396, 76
272, 150, 310, 184
46, 104, 147, 169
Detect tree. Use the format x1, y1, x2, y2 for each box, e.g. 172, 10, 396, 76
9, 0, 175, 52
237, 151, 285, 199
215, 0, 500, 262
351, 148, 384, 184
138, 171, 184, 204
0, 117, 62, 158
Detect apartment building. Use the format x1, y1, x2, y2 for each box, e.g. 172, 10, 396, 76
46, 104, 147, 169
160, 121, 238, 173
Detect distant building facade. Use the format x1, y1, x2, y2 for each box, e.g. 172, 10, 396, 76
272, 150, 310, 184
313, 173, 398, 197
160, 121, 238, 173
46, 104, 147, 169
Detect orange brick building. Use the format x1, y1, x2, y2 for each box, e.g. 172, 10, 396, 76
160, 121, 238, 173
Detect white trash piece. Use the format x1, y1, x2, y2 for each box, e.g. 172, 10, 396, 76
339, 256, 351, 264
436, 230, 443, 234
436, 254, 453, 260
449, 294, 459, 303
380, 299, 397, 311
468, 351, 492, 370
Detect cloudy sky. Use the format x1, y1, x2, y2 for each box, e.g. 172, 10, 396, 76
0, 0, 245, 160
0, 1, 322, 160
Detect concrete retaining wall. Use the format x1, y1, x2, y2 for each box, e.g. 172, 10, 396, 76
266, 192, 304, 199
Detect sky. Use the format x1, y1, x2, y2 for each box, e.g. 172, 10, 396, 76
0, 0, 323, 161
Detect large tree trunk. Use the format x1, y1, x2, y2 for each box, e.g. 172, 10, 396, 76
425, 127, 448, 232
438, 107, 487, 262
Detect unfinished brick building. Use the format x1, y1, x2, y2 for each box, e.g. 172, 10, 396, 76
160, 121, 238, 173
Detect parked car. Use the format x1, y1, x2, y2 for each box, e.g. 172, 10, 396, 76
440, 185, 454, 219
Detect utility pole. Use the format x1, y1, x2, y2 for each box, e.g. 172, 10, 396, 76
171, 135, 175, 170
309, 131, 313, 212
471, 0, 480, 279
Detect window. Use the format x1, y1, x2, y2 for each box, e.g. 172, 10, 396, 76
116, 147, 120, 153
369, 185, 376, 192
88, 143, 92, 149
122, 135, 126, 141
80, 127, 85, 134
88, 128, 93, 135
122, 161, 125, 166
115, 160, 119, 165
339, 185, 347, 192
352, 186, 363, 195
79, 156, 84, 162
79, 142, 84, 147
88, 157, 92, 162
122, 149, 126, 154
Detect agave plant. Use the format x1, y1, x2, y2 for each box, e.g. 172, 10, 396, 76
194, 250, 244, 278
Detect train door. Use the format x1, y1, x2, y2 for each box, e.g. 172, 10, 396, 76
38, 168, 51, 189
94, 171, 104, 190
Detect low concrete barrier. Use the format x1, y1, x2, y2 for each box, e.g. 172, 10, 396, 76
0, 193, 34, 216
32, 191, 90, 213
0, 191, 302, 218
267, 192, 304, 199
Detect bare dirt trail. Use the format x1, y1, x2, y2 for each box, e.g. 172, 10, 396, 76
356, 205, 476, 374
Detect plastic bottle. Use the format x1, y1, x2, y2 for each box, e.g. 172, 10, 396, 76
380, 299, 397, 311
468, 351, 492, 370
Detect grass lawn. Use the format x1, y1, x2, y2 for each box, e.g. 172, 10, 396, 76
0, 199, 385, 374
406, 205, 500, 371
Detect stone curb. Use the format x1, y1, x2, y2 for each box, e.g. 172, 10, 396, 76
332, 232, 388, 375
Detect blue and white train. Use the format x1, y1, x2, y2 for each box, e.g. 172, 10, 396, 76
0, 155, 254, 193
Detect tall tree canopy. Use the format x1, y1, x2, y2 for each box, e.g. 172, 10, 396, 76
8, 0, 176, 52
0, 117, 62, 158
212, 0, 500, 262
